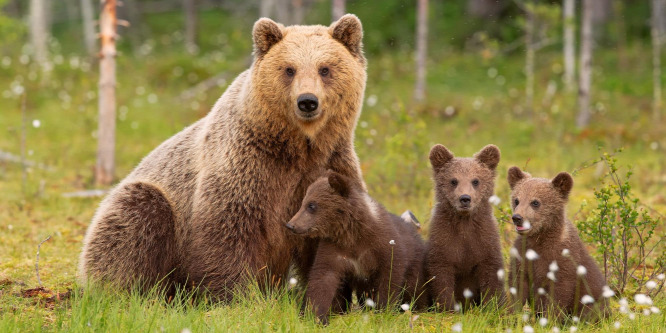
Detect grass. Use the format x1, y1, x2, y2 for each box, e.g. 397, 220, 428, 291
1, 7, 665, 332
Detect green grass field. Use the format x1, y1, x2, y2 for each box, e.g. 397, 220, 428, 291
1, 8, 665, 332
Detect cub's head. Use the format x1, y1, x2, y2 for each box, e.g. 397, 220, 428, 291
286, 171, 356, 238
251, 15, 367, 138
429, 144, 500, 215
507, 167, 573, 236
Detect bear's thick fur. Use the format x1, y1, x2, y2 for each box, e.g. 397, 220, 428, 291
507, 167, 609, 321
425, 144, 505, 311
78, 15, 367, 300
286, 172, 428, 325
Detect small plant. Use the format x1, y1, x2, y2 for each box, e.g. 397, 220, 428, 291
576, 149, 666, 295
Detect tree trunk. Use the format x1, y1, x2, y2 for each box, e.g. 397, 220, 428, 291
525, 0, 535, 114
81, 0, 96, 56
96, 0, 118, 186
614, 0, 628, 71
29, 0, 49, 68
577, 0, 593, 129
260, 0, 276, 18
563, 0, 575, 92
332, 0, 346, 21
652, 0, 665, 121
467, 0, 504, 18
291, 0, 304, 25
414, 0, 428, 103
183, 0, 198, 53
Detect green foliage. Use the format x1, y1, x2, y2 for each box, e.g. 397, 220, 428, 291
0, 0, 24, 47
577, 149, 666, 294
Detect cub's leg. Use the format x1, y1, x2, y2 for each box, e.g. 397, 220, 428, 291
78, 182, 177, 292
305, 242, 346, 325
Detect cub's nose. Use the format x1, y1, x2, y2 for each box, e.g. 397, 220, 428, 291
297, 93, 319, 112
511, 214, 523, 225
459, 195, 471, 205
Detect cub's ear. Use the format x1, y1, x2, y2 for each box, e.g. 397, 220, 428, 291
429, 144, 454, 171
328, 172, 350, 197
551, 172, 574, 198
475, 144, 501, 170
329, 14, 363, 57
253, 18, 284, 57
507, 166, 529, 189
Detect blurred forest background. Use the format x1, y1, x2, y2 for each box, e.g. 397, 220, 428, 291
1, 0, 665, 331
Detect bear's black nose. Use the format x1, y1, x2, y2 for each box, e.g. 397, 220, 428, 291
512, 214, 523, 225
297, 93, 319, 113
459, 195, 471, 205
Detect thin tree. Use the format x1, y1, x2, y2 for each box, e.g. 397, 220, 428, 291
96, 0, 118, 186
260, 0, 276, 17
81, 0, 96, 56
332, 0, 346, 21
183, 0, 198, 54
576, 0, 593, 128
652, 0, 665, 121
414, 0, 428, 103
563, 0, 575, 92
29, 0, 49, 68
525, 0, 535, 114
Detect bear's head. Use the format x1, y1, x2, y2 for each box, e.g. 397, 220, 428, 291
429, 144, 500, 216
286, 171, 357, 239
507, 167, 573, 236
251, 15, 367, 139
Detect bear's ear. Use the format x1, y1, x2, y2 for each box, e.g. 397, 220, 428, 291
329, 14, 363, 57
429, 144, 454, 171
474, 144, 501, 170
507, 166, 529, 189
551, 172, 574, 198
253, 18, 284, 57
328, 172, 350, 197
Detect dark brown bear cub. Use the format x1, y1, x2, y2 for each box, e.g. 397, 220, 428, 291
286, 171, 427, 325
507, 167, 609, 321
425, 144, 505, 311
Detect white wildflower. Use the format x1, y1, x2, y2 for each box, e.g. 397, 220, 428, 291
366, 94, 378, 107
489, 195, 501, 206
561, 249, 570, 257
525, 249, 539, 261
613, 321, 620, 330
629, 313, 636, 320
634, 293, 652, 305
289, 277, 297, 286
619, 305, 628, 314
646, 280, 657, 290
581, 295, 594, 304
181, 329, 192, 333
572, 316, 579, 323
549, 261, 559, 272
619, 298, 628, 307
454, 302, 461, 312
576, 265, 587, 276
32, 119, 41, 128
510, 287, 517, 295
463, 288, 473, 299
538, 288, 546, 295
552, 327, 560, 333
569, 327, 577, 332
547, 271, 557, 282
539, 317, 548, 327
650, 306, 660, 314
400, 303, 410, 311
452, 322, 462, 332
658, 273, 665, 281
522, 313, 529, 322
643, 309, 651, 316
523, 220, 531, 229
510, 247, 521, 259
389, 239, 395, 245
365, 298, 376, 308
497, 268, 505, 280
602, 285, 615, 298
523, 325, 534, 333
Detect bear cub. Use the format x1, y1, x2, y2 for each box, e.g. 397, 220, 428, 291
286, 171, 427, 324
507, 167, 609, 320
425, 144, 505, 311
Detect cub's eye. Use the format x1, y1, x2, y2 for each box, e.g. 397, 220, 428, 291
514, 199, 519, 207
472, 179, 480, 187
319, 67, 329, 76
286, 67, 295, 77
307, 202, 317, 213
531, 200, 540, 208
451, 179, 458, 186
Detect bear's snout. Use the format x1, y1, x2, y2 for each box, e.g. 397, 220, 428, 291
511, 214, 523, 225
297, 93, 319, 114
459, 194, 471, 207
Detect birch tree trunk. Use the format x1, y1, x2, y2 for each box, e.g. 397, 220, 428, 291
563, 0, 575, 92
414, 0, 428, 103
577, 0, 593, 129
96, 0, 118, 186
332, 0, 346, 21
183, 0, 198, 54
652, 0, 664, 121
29, 0, 49, 68
81, 0, 96, 56
260, 0, 276, 17
525, 0, 535, 114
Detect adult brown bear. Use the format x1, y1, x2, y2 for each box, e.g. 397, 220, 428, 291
78, 15, 367, 301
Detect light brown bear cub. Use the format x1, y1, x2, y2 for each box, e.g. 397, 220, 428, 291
507, 167, 609, 320
425, 144, 505, 311
286, 171, 427, 325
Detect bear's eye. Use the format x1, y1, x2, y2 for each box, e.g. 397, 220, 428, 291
451, 179, 458, 187
531, 200, 540, 208
472, 179, 480, 187
286, 67, 295, 77
514, 198, 519, 207
307, 202, 317, 213
319, 67, 329, 76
